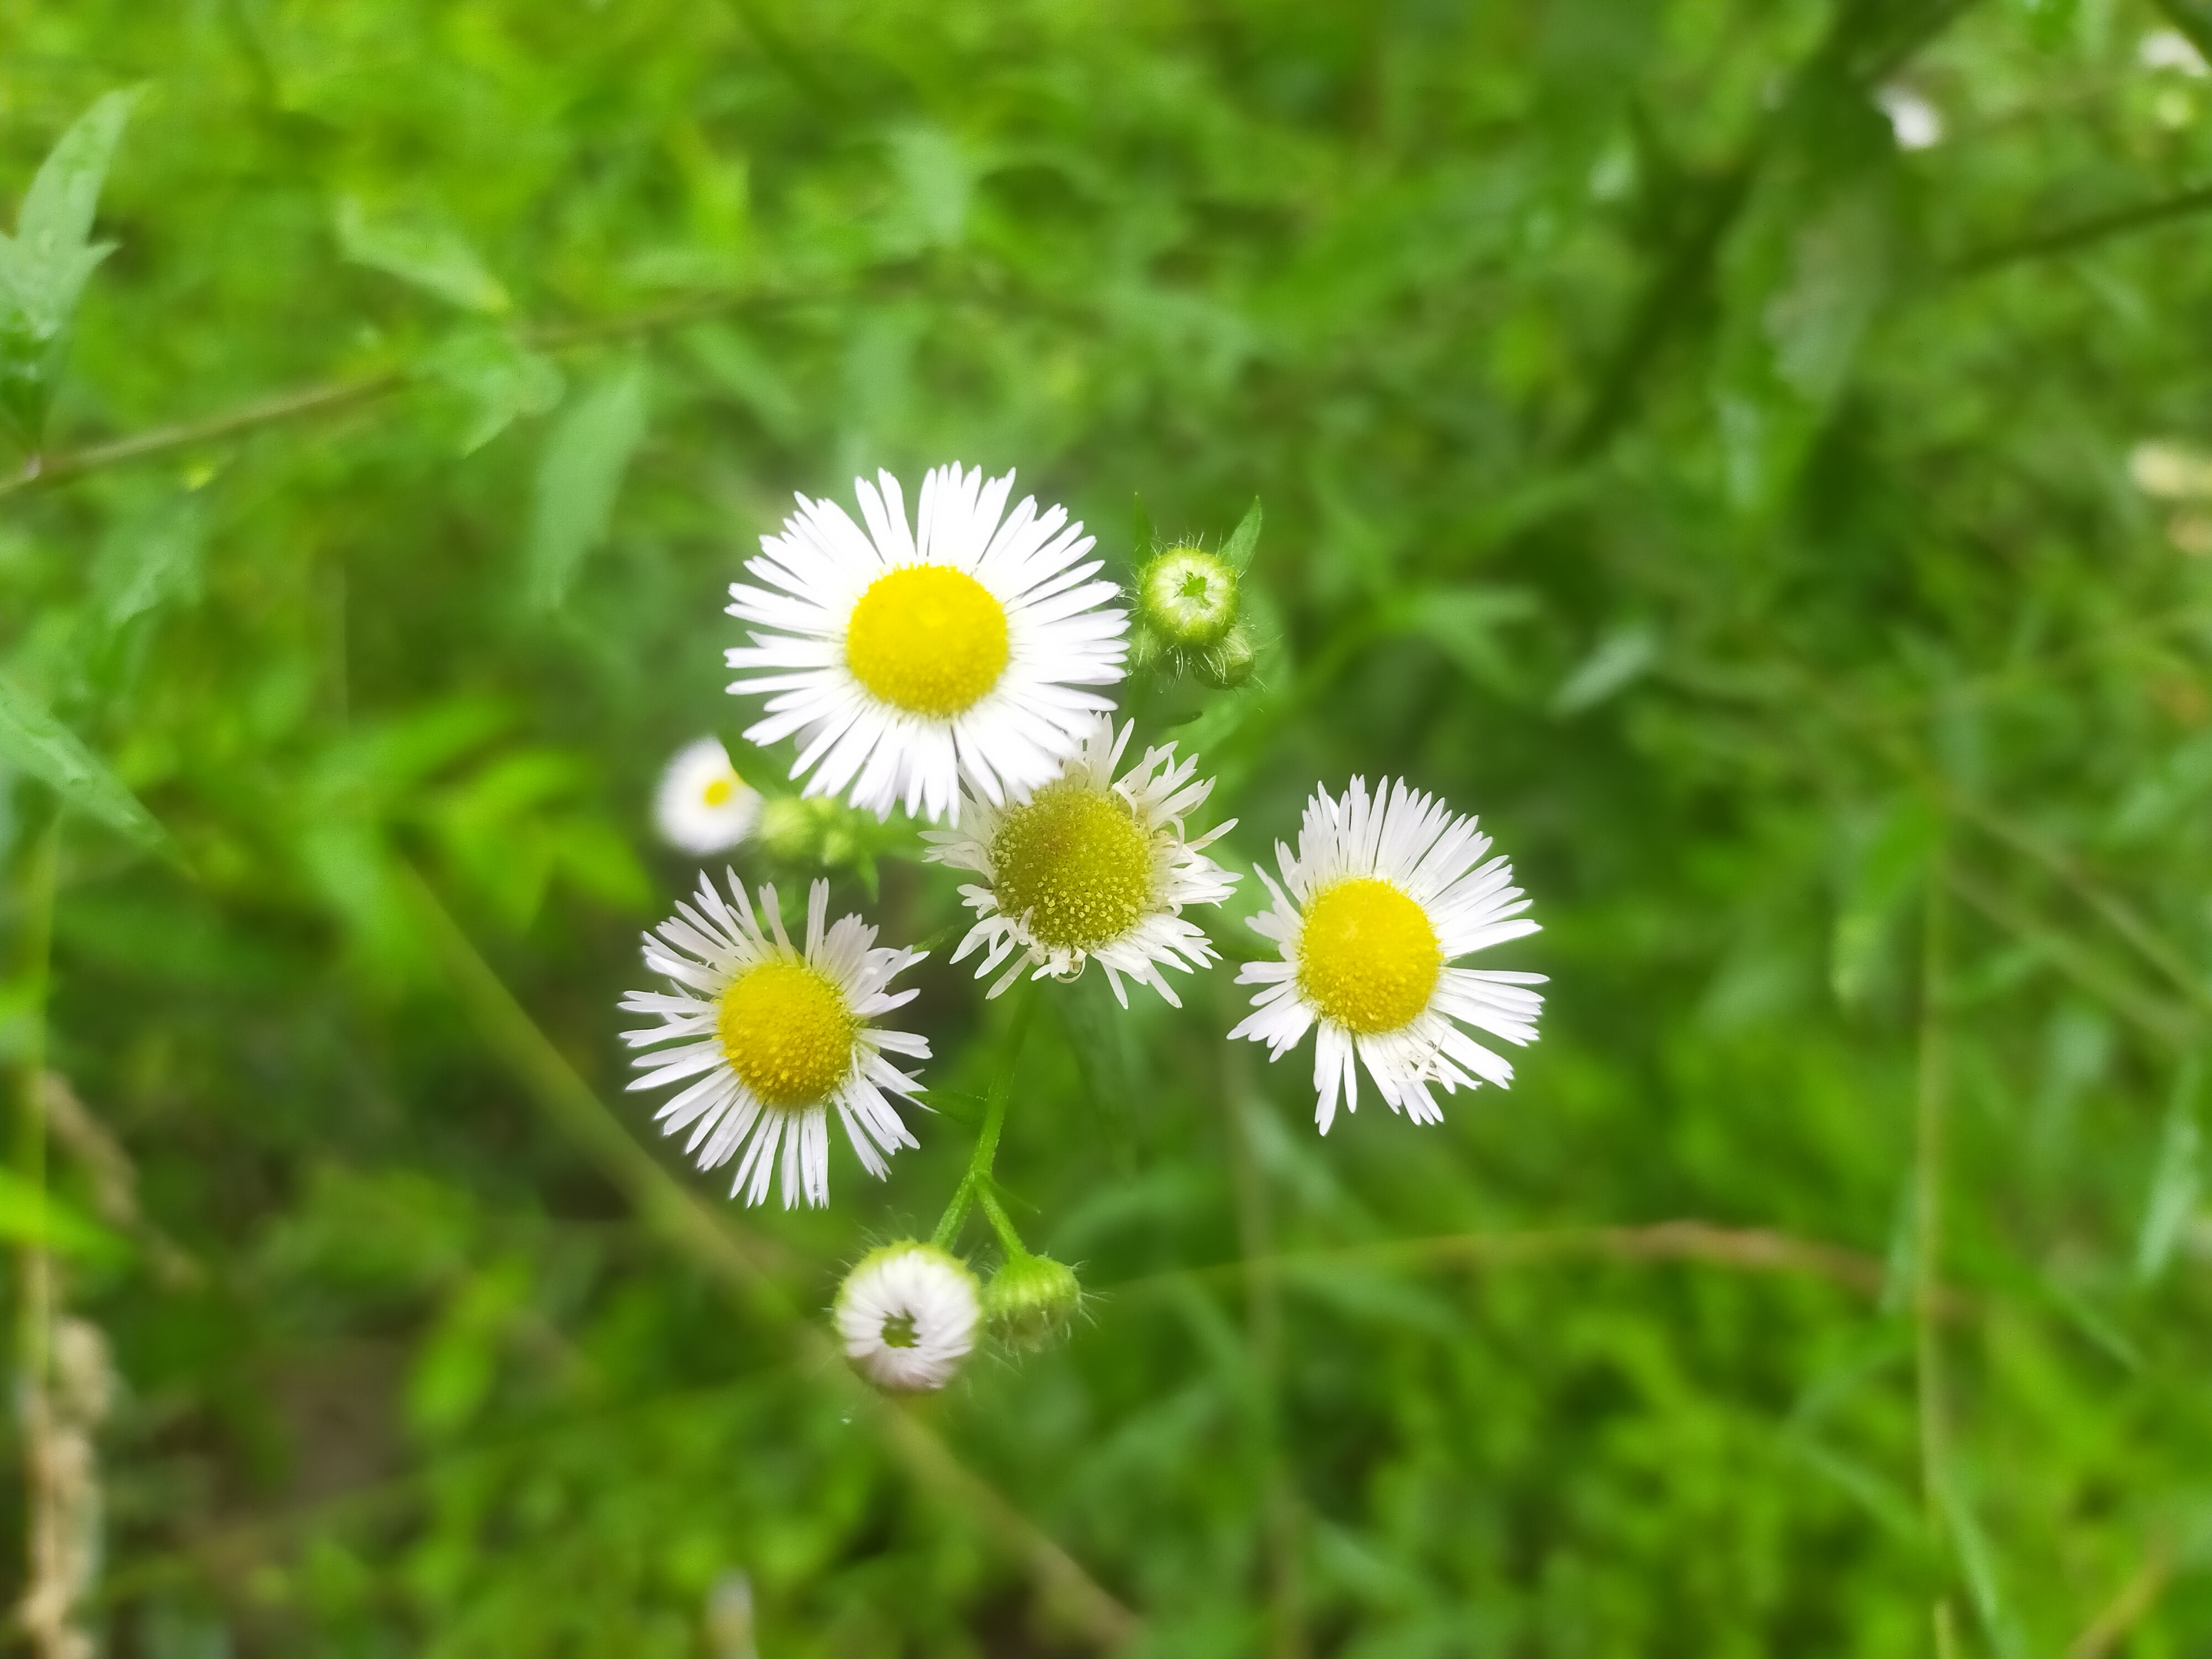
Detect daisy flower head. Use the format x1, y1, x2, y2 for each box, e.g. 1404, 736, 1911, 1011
620, 876, 930, 1208
653, 737, 762, 855
725, 462, 1128, 824
922, 714, 1239, 1006
1231, 778, 1545, 1134
835, 1242, 980, 1392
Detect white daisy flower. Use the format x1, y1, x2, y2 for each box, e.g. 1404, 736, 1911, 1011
922, 714, 1238, 1006
724, 462, 1128, 824
653, 737, 763, 855
1230, 778, 1545, 1134
834, 1242, 980, 1392
619, 875, 929, 1208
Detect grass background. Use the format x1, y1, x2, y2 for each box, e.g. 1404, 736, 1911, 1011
9, 0, 2212, 1652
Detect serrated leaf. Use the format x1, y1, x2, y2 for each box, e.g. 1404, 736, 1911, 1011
0, 88, 140, 339
525, 363, 651, 610
0, 87, 141, 445
1220, 498, 1263, 571
0, 674, 167, 850
422, 329, 564, 454
336, 196, 510, 314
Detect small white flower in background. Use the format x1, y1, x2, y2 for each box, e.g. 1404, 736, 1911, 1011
1876, 84, 1943, 151
835, 1242, 979, 1392
1231, 778, 1545, 1134
620, 876, 929, 1207
2129, 439, 2212, 499
724, 462, 1128, 825
2142, 28, 2208, 75
654, 737, 761, 855
923, 714, 1239, 1005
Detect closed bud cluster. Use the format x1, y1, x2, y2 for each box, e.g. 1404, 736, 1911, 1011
983, 1252, 1083, 1352
1129, 501, 1263, 691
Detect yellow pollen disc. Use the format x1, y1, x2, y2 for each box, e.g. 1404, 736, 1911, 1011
701, 776, 736, 806
845, 565, 1010, 718
990, 783, 1154, 952
1295, 878, 1442, 1035
716, 960, 857, 1107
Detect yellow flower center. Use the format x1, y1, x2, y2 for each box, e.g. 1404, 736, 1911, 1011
990, 783, 1154, 952
1295, 877, 1442, 1035
701, 776, 736, 806
844, 565, 1009, 717
716, 960, 856, 1106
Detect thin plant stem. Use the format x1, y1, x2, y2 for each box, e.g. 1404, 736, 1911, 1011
12, 816, 60, 1656
1218, 982, 1303, 1659
931, 985, 1037, 1253
1916, 839, 1955, 1641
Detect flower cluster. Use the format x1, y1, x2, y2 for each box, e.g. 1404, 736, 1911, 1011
621, 462, 1546, 1392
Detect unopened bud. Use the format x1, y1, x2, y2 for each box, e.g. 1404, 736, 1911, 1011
1136, 546, 1240, 650
1194, 627, 1256, 689
983, 1252, 1082, 1352
834, 1242, 980, 1392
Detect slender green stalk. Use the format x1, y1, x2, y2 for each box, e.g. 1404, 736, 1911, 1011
1916, 839, 1955, 1638
1218, 981, 1303, 1659
13, 818, 58, 1384
930, 985, 1036, 1253
13, 816, 60, 1657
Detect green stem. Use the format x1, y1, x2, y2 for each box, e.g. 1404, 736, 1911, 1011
1916, 838, 1954, 1638
974, 1182, 1031, 1261
930, 984, 1037, 1252
14, 817, 59, 1386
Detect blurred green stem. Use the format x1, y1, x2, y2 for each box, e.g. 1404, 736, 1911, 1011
12, 816, 58, 1654
1218, 981, 1303, 1659
1916, 841, 1955, 1628
930, 983, 1035, 1256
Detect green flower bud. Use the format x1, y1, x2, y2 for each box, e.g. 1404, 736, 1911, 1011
1194, 626, 1256, 689
754, 794, 820, 862
982, 1252, 1083, 1353
1135, 546, 1240, 650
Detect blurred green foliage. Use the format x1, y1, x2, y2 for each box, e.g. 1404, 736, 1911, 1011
9, 0, 2212, 1652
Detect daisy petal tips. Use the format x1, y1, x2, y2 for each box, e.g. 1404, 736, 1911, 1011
619, 874, 931, 1208
725, 462, 1129, 825
1229, 778, 1545, 1134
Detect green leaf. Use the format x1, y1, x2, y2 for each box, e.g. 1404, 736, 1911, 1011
525, 362, 651, 610
1396, 585, 1541, 694
336, 196, 510, 313
0, 674, 168, 850
422, 329, 565, 454
1934, 1463, 2029, 1659
92, 491, 207, 629
2136, 1060, 2203, 1283
1219, 498, 1263, 571
0, 87, 142, 445
1830, 799, 1938, 1008
0, 1167, 128, 1262
1711, 79, 1899, 508
1552, 623, 1657, 716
